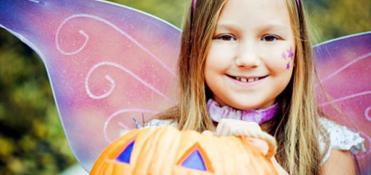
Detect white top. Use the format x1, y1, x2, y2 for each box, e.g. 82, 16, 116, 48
145, 118, 365, 164
318, 118, 365, 164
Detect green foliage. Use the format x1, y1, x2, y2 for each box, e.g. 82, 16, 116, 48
110, 0, 187, 27
0, 32, 75, 174
304, 0, 370, 43
0, 0, 369, 174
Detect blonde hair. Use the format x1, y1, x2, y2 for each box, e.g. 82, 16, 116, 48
158, 0, 227, 132
157, 0, 327, 174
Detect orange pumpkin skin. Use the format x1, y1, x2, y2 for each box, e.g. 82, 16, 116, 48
90, 126, 278, 175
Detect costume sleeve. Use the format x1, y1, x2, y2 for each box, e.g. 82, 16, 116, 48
319, 118, 366, 164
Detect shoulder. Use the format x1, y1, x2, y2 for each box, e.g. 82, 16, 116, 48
144, 119, 178, 128
320, 149, 358, 175
318, 117, 365, 164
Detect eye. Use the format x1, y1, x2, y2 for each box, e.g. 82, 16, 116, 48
178, 143, 213, 172
116, 140, 135, 163
261, 34, 281, 42
213, 33, 237, 41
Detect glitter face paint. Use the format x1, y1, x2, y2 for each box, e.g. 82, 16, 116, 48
282, 47, 294, 69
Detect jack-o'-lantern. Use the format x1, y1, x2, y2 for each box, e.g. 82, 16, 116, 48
90, 126, 278, 175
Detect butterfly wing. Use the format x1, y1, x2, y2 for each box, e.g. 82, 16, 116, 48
0, 0, 180, 170
314, 32, 371, 174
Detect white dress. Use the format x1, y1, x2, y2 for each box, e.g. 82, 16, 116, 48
318, 118, 365, 164
145, 118, 366, 164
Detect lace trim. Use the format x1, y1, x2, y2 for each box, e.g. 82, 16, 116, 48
144, 119, 177, 128
319, 118, 366, 164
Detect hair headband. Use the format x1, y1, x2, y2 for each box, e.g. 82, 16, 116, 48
192, 0, 197, 12
295, 0, 302, 14
294, 0, 305, 41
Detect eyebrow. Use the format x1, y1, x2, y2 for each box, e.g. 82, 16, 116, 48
215, 23, 241, 33
259, 23, 290, 32
216, 23, 240, 30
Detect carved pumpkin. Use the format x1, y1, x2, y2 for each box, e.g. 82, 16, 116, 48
91, 126, 278, 175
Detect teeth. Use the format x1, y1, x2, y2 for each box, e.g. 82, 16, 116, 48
235, 76, 259, 82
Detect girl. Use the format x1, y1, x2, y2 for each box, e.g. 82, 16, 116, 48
148, 0, 365, 174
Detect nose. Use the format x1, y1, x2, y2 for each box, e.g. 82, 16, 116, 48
234, 41, 261, 68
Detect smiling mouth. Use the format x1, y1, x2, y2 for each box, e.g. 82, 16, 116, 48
227, 74, 269, 83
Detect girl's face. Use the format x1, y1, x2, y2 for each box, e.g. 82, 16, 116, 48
205, 0, 295, 110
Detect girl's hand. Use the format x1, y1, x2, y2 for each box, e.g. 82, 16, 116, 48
215, 118, 263, 137
215, 119, 276, 155
215, 118, 289, 175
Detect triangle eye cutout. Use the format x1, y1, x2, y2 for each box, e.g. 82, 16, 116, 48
116, 140, 135, 164
178, 143, 213, 172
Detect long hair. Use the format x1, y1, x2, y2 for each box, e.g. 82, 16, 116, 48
271, 0, 326, 174
157, 0, 326, 174
157, 0, 226, 132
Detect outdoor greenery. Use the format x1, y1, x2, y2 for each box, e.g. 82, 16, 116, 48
0, 0, 369, 174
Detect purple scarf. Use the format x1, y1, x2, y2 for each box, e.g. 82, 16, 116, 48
207, 99, 278, 124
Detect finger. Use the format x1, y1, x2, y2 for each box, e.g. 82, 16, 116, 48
202, 130, 214, 136
231, 123, 262, 137
216, 119, 230, 136
253, 131, 277, 159
241, 121, 261, 132
217, 119, 262, 136
216, 124, 230, 136
249, 138, 269, 155
239, 130, 277, 158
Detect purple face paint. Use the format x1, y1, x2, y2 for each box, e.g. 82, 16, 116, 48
287, 47, 294, 60
282, 52, 287, 59
282, 47, 294, 70
286, 63, 291, 70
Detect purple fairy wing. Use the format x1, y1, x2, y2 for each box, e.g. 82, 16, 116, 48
0, 0, 180, 170
314, 32, 371, 174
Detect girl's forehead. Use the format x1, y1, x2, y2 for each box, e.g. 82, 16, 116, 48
222, 0, 288, 10
218, 0, 291, 28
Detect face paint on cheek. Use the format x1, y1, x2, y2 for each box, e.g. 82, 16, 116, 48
287, 47, 294, 60
286, 63, 291, 70
281, 47, 294, 70
281, 52, 287, 59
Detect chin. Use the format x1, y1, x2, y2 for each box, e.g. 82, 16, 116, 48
230, 101, 265, 110
229, 97, 275, 110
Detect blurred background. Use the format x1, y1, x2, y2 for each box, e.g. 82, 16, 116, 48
0, 0, 369, 174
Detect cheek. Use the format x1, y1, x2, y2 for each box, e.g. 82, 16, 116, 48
207, 43, 236, 67
282, 47, 294, 70
261, 55, 288, 74
261, 46, 294, 73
